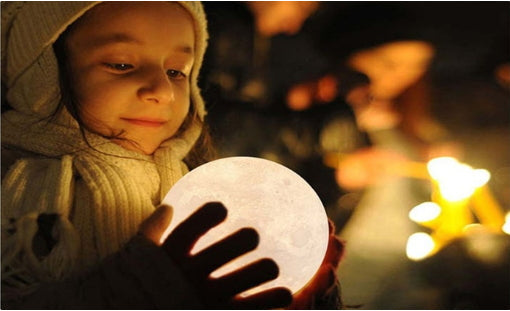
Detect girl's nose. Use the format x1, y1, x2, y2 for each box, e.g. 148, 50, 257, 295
138, 70, 175, 104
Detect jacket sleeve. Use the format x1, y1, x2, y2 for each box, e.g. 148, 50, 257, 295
2, 235, 204, 309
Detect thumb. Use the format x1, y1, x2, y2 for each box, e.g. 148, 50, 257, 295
139, 205, 173, 245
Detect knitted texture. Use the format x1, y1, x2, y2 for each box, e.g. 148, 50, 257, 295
1, 1, 209, 288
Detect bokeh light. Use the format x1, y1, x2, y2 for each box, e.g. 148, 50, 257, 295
409, 202, 442, 223
427, 157, 491, 202
406, 232, 436, 260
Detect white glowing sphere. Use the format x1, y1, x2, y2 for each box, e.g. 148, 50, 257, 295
162, 157, 329, 296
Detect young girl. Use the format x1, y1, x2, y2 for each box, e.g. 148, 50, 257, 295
1, 2, 342, 309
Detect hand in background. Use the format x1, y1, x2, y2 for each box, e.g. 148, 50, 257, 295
289, 219, 344, 309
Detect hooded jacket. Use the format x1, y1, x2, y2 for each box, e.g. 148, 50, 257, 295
1, 2, 208, 308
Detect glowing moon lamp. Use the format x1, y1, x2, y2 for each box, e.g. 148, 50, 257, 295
162, 156, 329, 296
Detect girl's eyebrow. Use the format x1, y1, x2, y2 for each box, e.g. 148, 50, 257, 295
87, 33, 143, 49
178, 45, 193, 55
86, 33, 194, 55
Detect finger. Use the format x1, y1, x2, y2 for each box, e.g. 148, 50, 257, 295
289, 266, 335, 309
191, 227, 259, 278
305, 264, 336, 297
230, 287, 292, 310
139, 205, 173, 245
163, 202, 227, 258
211, 258, 280, 298
327, 218, 335, 234
323, 234, 344, 268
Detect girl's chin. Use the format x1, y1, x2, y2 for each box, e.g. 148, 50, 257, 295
112, 139, 159, 155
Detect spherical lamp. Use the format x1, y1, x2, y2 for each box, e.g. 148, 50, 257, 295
162, 156, 329, 296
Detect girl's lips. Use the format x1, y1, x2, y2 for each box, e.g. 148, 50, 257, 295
122, 118, 166, 127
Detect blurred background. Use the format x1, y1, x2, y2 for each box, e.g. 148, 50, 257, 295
198, 2, 510, 309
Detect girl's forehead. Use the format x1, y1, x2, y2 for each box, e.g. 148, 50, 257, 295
75, 2, 193, 33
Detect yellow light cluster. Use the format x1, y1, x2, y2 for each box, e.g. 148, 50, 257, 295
427, 157, 490, 202
406, 157, 507, 261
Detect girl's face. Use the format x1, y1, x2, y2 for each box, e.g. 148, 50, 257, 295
66, 2, 195, 155
348, 41, 434, 101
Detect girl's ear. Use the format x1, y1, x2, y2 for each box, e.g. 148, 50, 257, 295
139, 205, 174, 245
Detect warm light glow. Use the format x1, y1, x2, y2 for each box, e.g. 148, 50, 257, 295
409, 202, 441, 223
503, 212, 510, 235
427, 157, 459, 181
463, 223, 484, 234
427, 157, 491, 201
406, 232, 435, 260
472, 169, 491, 188
162, 157, 329, 296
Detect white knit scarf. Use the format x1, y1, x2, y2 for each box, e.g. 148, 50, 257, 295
1, 107, 201, 285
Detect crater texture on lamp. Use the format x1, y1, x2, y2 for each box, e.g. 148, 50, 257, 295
162, 156, 329, 296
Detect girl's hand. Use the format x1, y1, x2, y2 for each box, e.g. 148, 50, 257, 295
288, 220, 344, 309
140, 202, 292, 309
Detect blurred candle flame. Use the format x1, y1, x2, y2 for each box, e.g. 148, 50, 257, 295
427, 157, 490, 202
407, 157, 506, 261
406, 232, 436, 260
409, 202, 441, 223
503, 212, 510, 235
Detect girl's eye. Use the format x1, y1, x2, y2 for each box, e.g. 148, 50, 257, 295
104, 63, 134, 71
166, 69, 186, 80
